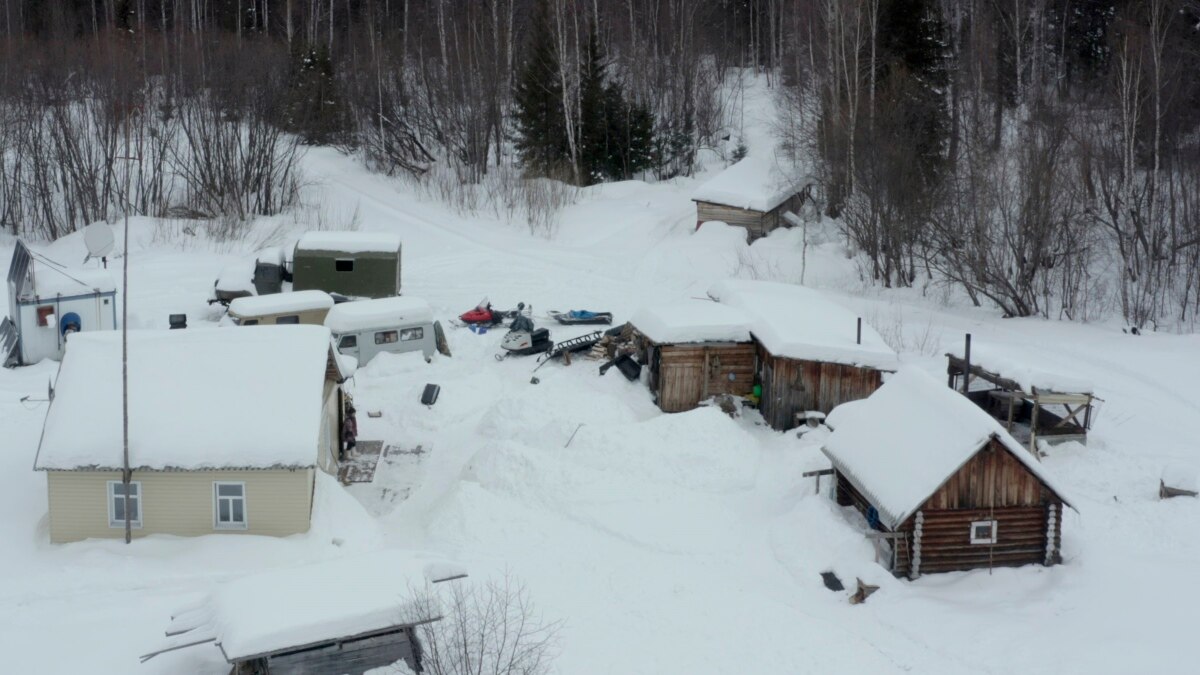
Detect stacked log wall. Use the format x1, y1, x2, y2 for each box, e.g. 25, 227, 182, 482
759, 343, 883, 429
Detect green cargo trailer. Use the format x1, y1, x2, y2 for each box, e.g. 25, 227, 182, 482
292, 232, 402, 299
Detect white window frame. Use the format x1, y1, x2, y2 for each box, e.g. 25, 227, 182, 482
213, 481, 249, 531
970, 519, 998, 545
107, 480, 143, 529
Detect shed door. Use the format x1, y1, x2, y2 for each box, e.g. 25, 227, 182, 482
659, 361, 704, 413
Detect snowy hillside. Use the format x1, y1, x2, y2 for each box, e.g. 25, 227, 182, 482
2, 98, 1200, 675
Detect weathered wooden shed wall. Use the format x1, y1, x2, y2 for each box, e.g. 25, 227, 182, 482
758, 343, 883, 430
648, 342, 756, 413
694, 193, 806, 241
835, 437, 1065, 577
248, 626, 420, 675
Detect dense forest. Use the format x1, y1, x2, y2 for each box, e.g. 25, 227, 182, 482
0, 1, 1198, 328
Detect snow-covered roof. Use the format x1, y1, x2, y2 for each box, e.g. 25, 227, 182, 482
707, 280, 897, 369
630, 299, 753, 344
821, 368, 1074, 530
947, 344, 1094, 393
228, 290, 335, 318
325, 297, 433, 333
25, 264, 116, 299
691, 155, 813, 212
296, 231, 402, 254
155, 551, 463, 662
214, 257, 255, 294
35, 326, 335, 471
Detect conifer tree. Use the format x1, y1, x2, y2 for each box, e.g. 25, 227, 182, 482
513, 0, 569, 177
576, 25, 657, 184
281, 43, 348, 146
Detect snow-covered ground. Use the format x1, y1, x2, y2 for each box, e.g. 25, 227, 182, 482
1, 78, 1199, 674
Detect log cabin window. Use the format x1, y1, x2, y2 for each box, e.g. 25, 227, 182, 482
107, 481, 142, 529
970, 519, 998, 545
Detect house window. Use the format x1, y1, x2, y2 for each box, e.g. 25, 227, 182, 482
214, 482, 248, 530
970, 519, 998, 545
338, 335, 357, 351
37, 306, 55, 327
375, 330, 399, 345
275, 315, 300, 325
107, 481, 142, 529
400, 327, 424, 341
241, 319, 259, 326
334, 259, 355, 272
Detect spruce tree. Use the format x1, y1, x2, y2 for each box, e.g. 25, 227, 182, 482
281, 43, 348, 146
576, 25, 657, 184
513, 0, 569, 177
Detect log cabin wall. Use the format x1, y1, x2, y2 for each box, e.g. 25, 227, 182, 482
893, 505, 1062, 576
758, 343, 884, 430
695, 193, 806, 241
652, 342, 756, 413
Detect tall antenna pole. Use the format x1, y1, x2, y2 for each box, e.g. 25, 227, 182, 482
122, 114, 132, 545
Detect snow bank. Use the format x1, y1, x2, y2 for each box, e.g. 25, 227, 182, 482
692, 154, 812, 212
296, 231, 402, 254
325, 297, 433, 333
821, 368, 1074, 530
35, 326, 333, 470
228, 290, 334, 317
630, 298, 753, 344
160, 550, 462, 661
948, 343, 1094, 393
708, 279, 897, 369
214, 257, 255, 294
29, 263, 116, 298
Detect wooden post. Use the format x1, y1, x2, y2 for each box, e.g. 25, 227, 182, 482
962, 334, 971, 394
910, 511, 924, 579
856, 317, 862, 345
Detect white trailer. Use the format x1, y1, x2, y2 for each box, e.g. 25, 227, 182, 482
3, 241, 119, 366
325, 296, 435, 366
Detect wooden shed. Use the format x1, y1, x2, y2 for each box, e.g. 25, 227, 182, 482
141, 551, 467, 674
946, 339, 1096, 452
708, 280, 896, 430
691, 155, 818, 241
630, 299, 756, 412
822, 368, 1074, 578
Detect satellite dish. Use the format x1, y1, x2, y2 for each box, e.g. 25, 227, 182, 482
83, 222, 115, 262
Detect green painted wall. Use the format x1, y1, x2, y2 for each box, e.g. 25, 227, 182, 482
292, 248, 401, 298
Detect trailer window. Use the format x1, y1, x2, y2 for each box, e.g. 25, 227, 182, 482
970, 520, 998, 545
338, 335, 357, 350
375, 330, 399, 344
335, 258, 355, 272
241, 319, 259, 326
400, 327, 424, 341
275, 315, 300, 325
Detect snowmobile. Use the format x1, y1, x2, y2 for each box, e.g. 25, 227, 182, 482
495, 314, 553, 359
456, 298, 531, 328
547, 309, 613, 326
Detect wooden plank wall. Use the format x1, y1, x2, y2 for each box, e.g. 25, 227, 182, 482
924, 438, 1055, 509
758, 344, 883, 430
655, 343, 755, 413
696, 193, 807, 241
265, 627, 419, 674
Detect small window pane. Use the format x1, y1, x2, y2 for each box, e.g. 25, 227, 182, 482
242, 319, 259, 326
218, 484, 243, 497
219, 500, 231, 522
275, 315, 300, 325
400, 327, 424, 341
375, 330, 399, 345
232, 501, 244, 522
335, 259, 354, 272
339, 335, 357, 349
113, 499, 125, 521
127, 498, 140, 521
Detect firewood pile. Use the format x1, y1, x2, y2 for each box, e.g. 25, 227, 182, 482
587, 322, 640, 361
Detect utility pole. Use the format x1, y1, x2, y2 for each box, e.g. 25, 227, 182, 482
118, 108, 143, 544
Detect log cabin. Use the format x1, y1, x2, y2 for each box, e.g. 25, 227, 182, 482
630, 299, 756, 413
691, 155, 817, 241
708, 280, 897, 430
821, 368, 1075, 578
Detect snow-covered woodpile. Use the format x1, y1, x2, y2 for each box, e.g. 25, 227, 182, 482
822, 368, 1074, 578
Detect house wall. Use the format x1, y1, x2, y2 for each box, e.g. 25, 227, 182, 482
651, 342, 756, 413
758, 344, 883, 430
292, 249, 401, 299
260, 627, 421, 674
45, 468, 315, 543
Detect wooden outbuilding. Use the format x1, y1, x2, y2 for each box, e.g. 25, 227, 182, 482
691, 156, 817, 241
708, 280, 896, 430
630, 299, 756, 412
141, 551, 466, 674
822, 368, 1075, 578
946, 338, 1096, 451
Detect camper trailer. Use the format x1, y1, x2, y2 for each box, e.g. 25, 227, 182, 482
293, 232, 402, 299
2, 241, 118, 367
326, 296, 435, 366
227, 290, 335, 326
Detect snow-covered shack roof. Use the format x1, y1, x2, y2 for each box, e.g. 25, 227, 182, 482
149, 551, 464, 663
35, 326, 335, 471
821, 368, 1073, 530
325, 297, 433, 333
691, 155, 813, 212
296, 231, 402, 254
228, 290, 335, 317
28, 264, 117, 299
630, 299, 753, 344
946, 344, 1094, 393
707, 280, 897, 369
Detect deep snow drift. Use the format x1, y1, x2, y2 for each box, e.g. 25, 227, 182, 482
0, 77, 1198, 675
